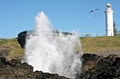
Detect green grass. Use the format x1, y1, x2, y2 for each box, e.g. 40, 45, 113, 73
0, 36, 120, 60
81, 36, 120, 56
0, 38, 24, 60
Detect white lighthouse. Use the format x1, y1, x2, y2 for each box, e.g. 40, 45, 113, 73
105, 2, 114, 36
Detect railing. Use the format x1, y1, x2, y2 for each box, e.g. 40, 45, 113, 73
80, 33, 106, 37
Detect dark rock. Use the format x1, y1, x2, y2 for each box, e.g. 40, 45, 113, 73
80, 54, 120, 79
35, 71, 68, 79
17, 31, 27, 48
17, 30, 73, 49
0, 57, 5, 67
0, 57, 69, 79
0, 57, 10, 65
81, 54, 102, 72
0, 54, 120, 79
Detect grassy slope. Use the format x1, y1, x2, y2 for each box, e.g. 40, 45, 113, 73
0, 36, 120, 59
81, 36, 120, 56
0, 38, 23, 60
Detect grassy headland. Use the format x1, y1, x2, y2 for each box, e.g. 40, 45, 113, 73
0, 36, 120, 60
81, 36, 120, 56
0, 38, 23, 60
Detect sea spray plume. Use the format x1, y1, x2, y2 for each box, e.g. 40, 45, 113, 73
24, 11, 82, 79
35, 11, 53, 35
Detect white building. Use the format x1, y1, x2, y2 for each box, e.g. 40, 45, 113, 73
105, 2, 114, 36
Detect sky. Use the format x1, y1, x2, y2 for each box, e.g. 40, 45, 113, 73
0, 0, 120, 38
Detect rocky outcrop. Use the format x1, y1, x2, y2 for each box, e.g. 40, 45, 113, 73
17, 31, 27, 48
80, 54, 120, 79
0, 54, 120, 79
17, 31, 72, 48
0, 57, 69, 79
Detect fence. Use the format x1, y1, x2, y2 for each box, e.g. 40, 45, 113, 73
80, 33, 106, 37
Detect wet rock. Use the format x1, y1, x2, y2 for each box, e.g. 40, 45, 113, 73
0, 54, 120, 79
0, 57, 69, 79
80, 54, 120, 79
81, 54, 102, 72
35, 71, 68, 79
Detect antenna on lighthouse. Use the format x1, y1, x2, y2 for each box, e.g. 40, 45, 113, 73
105, 2, 114, 36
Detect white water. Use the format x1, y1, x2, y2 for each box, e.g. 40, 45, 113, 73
24, 11, 82, 79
